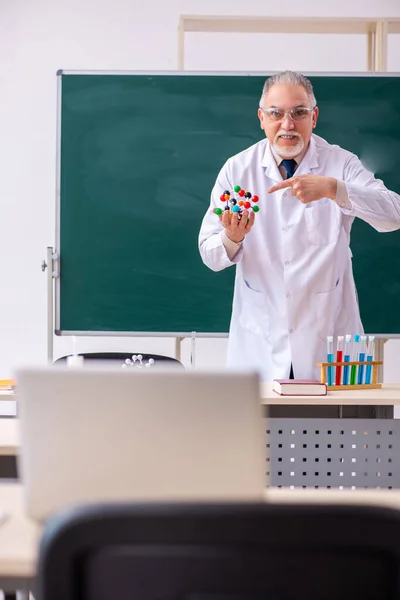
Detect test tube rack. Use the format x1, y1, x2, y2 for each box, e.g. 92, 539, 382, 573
316, 360, 383, 390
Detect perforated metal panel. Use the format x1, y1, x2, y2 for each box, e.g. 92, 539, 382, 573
266, 419, 400, 489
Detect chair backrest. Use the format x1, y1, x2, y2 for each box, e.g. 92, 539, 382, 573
54, 352, 185, 369
36, 501, 400, 600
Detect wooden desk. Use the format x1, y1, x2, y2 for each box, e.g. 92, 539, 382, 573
2, 384, 399, 407
0, 384, 399, 458
266, 487, 400, 508
261, 382, 400, 419
2, 483, 400, 589
0, 392, 15, 401
261, 383, 400, 406
0, 385, 399, 490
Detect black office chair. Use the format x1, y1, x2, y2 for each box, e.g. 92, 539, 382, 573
53, 352, 184, 369
36, 501, 400, 600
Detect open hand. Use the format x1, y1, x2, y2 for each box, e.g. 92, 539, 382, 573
268, 175, 337, 204
213, 208, 255, 243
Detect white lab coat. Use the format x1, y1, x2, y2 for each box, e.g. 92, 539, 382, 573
198, 134, 400, 381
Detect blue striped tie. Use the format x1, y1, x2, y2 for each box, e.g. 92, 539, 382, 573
281, 159, 296, 179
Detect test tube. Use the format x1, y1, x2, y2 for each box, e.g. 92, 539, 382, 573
343, 334, 352, 385
365, 335, 375, 385
350, 334, 360, 385
335, 335, 344, 385
327, 335, 334, 386
357, 334, 367, 384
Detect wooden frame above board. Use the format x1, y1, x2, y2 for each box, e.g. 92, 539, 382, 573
178, 16, 400, 72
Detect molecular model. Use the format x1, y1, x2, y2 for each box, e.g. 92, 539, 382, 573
215, 185, 260, 218
122, 354, 155, 369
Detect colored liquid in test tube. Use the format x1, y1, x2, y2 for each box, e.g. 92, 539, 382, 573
357, 334, 367, 384
343, 334, 352, 385
335, 335, 344, 385
365, 335, 375, 384
327, 335, 334, 386
350, 334, 360, 385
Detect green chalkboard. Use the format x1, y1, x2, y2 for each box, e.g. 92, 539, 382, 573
56, 72, 400, 335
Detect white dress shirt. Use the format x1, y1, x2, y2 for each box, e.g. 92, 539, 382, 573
222, 142, 352, 259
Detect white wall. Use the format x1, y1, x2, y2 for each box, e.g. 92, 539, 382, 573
0, 0, 400, 378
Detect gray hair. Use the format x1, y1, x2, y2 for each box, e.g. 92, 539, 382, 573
260, 70, 316, 107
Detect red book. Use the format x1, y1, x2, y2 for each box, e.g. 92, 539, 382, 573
272, 379, 327, 396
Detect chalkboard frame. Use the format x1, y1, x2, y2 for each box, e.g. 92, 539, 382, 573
54, 70, 400, 339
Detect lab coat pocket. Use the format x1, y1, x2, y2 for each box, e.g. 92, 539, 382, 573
315, 278, 342, 342
304, 201, 341, 245
239, 280, 270, 338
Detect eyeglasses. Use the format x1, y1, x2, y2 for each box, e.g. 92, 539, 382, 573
259, 106, 315, 122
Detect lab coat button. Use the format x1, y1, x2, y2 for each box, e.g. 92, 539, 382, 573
289, 329, 294, 333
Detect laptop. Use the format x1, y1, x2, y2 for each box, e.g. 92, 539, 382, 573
16, 367, 265, 521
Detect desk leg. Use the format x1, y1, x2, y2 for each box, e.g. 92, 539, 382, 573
375, 338, 385, 383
